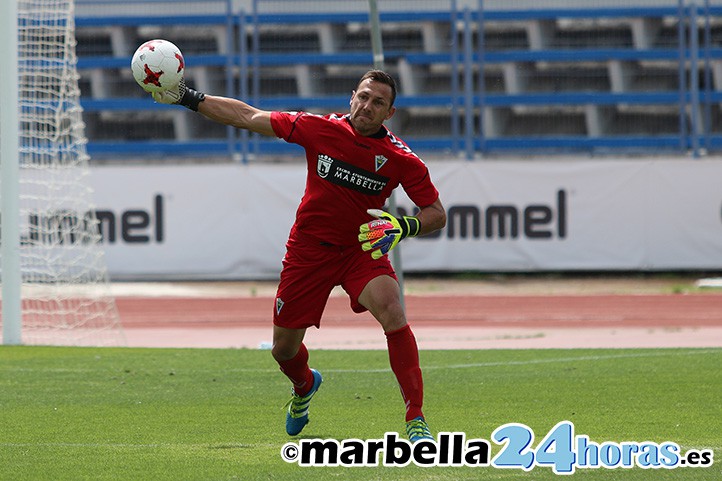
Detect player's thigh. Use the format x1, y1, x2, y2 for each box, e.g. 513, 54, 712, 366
358, 274, 402, 312
342, 249, 398, 314
274, 245, 337, 329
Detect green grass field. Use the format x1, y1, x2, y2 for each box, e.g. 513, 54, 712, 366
1, 346, 720, 480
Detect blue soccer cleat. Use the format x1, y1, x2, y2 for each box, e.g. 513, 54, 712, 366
406, 416, 434, 442
285, 369, 322, 436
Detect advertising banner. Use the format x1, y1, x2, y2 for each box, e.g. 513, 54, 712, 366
87, 159, 722, 279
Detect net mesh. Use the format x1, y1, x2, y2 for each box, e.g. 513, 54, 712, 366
0, 0, 124, 346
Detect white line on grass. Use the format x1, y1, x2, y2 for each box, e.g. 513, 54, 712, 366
2, 348, 718, 375
328, 348, 722, 374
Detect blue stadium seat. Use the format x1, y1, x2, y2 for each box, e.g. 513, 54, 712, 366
74, 2, 722, 160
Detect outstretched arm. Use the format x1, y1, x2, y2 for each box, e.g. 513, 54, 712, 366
197, 95, 276, 137
152, 81, 276, 137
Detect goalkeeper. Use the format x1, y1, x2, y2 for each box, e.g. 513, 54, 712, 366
151, 70, 446, 442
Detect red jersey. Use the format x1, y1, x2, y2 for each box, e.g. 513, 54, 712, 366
270, 111, 439, 246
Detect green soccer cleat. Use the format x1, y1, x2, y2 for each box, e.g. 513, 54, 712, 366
406, 416, 434, 442
285, 369, 322, 436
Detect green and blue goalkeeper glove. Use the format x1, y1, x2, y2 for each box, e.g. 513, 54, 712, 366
358, 209, 421, 260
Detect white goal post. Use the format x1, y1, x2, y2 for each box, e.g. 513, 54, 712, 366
0, 0, 124, 346
1, 0, 22, 344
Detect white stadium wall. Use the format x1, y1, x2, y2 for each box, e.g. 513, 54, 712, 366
77, 159, 722, 280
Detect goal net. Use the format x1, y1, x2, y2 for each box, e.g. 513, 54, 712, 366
0, 0, 125, 346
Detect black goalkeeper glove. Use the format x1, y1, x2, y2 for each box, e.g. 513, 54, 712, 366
151, 78, 206, 112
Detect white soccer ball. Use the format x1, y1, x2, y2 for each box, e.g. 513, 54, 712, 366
131, 39, 185, 93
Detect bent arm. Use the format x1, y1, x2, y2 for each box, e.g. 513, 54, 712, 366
197, 95, 276, 137
416, 198, 446, 236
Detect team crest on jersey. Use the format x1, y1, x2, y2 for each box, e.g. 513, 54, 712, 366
317, 154, 333, 178
276, 298, 285, 315
374, 155, 388, 172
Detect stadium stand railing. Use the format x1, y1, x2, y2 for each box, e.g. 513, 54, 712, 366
74, 0, 722, 161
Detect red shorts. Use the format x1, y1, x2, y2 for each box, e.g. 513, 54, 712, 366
273, 232, 397, 329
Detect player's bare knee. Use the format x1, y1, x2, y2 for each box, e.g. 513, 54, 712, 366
380, 317, 407, 333
375, 307, 407, 333
271, 340, 298, 362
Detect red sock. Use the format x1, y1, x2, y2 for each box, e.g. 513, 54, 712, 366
386, 324, 424, 422
277, 343, 314, 396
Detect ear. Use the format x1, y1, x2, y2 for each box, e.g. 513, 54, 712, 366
385, 106, 396, 120
350, 90, 356, 105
